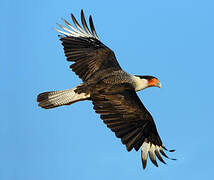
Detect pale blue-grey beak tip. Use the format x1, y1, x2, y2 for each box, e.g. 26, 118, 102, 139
156, 82, 162, 88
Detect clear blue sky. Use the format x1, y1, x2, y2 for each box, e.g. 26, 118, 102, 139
1, 0, 214, 179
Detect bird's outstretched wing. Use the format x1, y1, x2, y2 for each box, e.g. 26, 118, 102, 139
55, 10, 122, 82
91, 86, 175, 169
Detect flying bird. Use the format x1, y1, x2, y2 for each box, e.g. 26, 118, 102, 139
37, 10, 175, 169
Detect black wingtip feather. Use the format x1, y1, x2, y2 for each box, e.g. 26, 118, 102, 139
162, 145, 176, 153
71, 13, 82, 31
81, 10, 91, 34
142, 160, 147, 169
155, 149, 167, 164
160, 148, 177, 161
89, 15, 98, 39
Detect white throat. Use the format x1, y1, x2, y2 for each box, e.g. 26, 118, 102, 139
131, 76, 148, 91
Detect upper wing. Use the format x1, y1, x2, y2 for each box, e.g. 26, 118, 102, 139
91, 88, 175, 169
55, 10, 122, 82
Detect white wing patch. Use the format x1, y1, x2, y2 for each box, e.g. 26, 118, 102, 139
141, 142, 176, 169
141, 142, 151, 169
55, 10, 99, 40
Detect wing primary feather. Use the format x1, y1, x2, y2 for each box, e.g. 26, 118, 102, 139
61, 18, 85, 36
162, 145, 176, 152
89, 15, 99, 39
160, 147, 177, 160
56, 23, 80, 37
141, 142, 150, 169
81, 10, 92, 35
155, 145, 166, 164
71, 13, 88, 35
54, 28, 71, 36
149, 144, 158, 167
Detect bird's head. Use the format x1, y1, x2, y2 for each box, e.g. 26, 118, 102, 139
134, 75, 162, 91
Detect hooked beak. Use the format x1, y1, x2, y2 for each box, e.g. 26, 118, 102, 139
156, 82, 162, 88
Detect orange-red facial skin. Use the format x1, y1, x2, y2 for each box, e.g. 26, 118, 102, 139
148, 78, 160, 87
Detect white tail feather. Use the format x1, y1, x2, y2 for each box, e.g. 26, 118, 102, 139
37, 86, 90, 109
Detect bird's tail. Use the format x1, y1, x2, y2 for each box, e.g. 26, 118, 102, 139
37, 86, 90, 109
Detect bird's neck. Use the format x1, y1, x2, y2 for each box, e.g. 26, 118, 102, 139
131, 76, 148, 91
